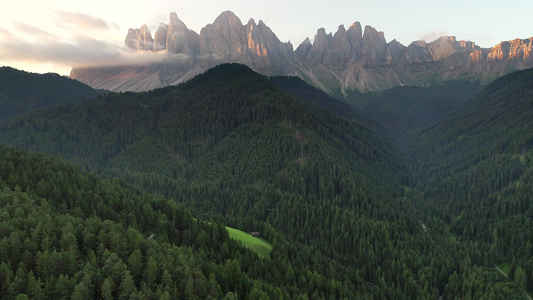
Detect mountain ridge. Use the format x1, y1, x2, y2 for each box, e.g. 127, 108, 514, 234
0, 66, 101, 121
70, 11, 533, 94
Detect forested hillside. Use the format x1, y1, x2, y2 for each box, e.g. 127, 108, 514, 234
347, 68, 533, 298
269, 76, 357, 120
0, 67, 101, 121
347, 80, 483, 141
0, 63, 531, 298
401, 68, 533, 295
0, 143, 354, 299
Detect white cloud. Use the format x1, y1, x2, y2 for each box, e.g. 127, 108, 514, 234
0, 35, 117, 66
419, 31, 448, 43
0, 29, 193, 73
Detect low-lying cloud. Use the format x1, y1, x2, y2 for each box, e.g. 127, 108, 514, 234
1, 33, 118, 65
0, 27, 191, 72
0, 11, 190, 74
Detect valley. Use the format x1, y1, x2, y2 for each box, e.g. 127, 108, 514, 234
0, 63, 532, 298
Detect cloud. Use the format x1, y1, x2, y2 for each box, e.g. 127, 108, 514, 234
54, 11, 117, 31
0, 10, 188, 73
2, 12, 123, 68
419, 31, 448, 42
0, 34, 117, 66
0, 31, 190, 71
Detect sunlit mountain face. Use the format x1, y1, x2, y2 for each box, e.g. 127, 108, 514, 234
71, 11, 533, 95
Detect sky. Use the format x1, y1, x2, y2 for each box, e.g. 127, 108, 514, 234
1, 0, 532, 76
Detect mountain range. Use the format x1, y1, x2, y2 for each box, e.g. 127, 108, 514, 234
70, 11, 533, 94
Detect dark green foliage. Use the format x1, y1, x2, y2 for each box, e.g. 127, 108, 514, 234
0, 67, 102, 121
346, 80, 483, 141
400, 68, 533, 297
0, 143, 332, 299
0, 64, 432, 298
269, 75, 357, 119
0, 144, 218, 299
1, 63, 532, 298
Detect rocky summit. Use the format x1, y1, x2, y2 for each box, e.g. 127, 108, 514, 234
70, 11, 533, 94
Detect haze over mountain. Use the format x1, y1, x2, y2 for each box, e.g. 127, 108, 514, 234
71, 11, 533, 94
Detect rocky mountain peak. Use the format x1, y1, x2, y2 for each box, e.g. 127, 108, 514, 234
153, 23, 168, 51
167, 12, 188, 35
427, 36, 478, 60
488, 37, 532, 61
348, 22, 362, 31
138, 25, 154, 51
361, 25, 387, 64
363, 25, 385, 41
301, 37, 312, 45
384, 39, 405, 64
299, 28, 332, 65
245, 18, 267, 57
125, 25, 154, 51
403, 40, 431, 62
323, 25, 352, 66
244, 16, 294, 71
295, 37, 313, 59
346, 22, 363, 60
166, 12, 198, 54
247, 18, 256, 27
75, 11, 533, 93
199, 10, 245, 58
125, 28, 139, 50
413, 40, 427, 47
213, 10, 244, 30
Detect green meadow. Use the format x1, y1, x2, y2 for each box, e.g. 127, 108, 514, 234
226, 226, 272, 258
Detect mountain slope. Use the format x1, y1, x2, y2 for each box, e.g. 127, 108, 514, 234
0, 67, 101, 121
1, 63, 528, 298
404, 68, 533, 294
0, 63, 456, 298
346, 80, 484, 141
2, 63, 407, 222
408, 68, 533, 181
269, 75, 357, 119
0, 143, 286, 299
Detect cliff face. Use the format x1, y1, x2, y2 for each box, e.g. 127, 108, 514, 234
291, 24, 533, 93
124, 25, 154, 51
71, 11, 533, 94
487, 38, 532, 61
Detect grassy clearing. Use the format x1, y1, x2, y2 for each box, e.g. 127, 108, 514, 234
226, 226, 272, 258
193, 218, 272, 257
